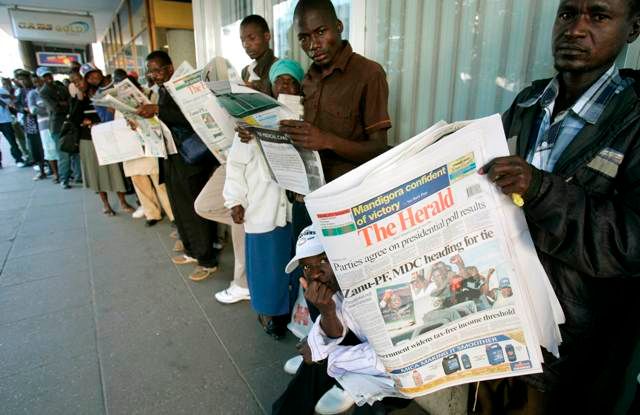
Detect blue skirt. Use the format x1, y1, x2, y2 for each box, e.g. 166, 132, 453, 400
245, 224, 293, 316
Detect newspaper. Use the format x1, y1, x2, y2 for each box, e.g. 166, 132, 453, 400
206, 81, 325, 193
171, 61, 195, 81
304, 115, 564, 399
91, 79, 167, 160
91, 118, 146, 165
249, 126, 325, 195
163, 69, 234, 163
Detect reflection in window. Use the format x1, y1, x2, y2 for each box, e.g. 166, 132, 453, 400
365, 0, 557, 144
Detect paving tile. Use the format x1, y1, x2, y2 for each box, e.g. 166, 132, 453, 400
24, 203, 84, 222
0, 247, 89, 286
9, 229, 87, 259
244, 360, 294, 412
0, 241, 12, 264
0, 272, 90, 324
17, 214, 85, 237
0, 197, 30, 211
0, 352, 104, 415
0, 304, 96, 377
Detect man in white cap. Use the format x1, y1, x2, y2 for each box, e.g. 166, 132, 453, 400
273, 226, 410, 415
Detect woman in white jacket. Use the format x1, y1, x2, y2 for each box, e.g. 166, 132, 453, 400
223, 59, 305, 340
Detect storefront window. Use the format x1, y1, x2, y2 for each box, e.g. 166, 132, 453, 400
219, 0, 254, 75
134, 30, 151, 78
131, 0, 148, 37
119, 5, 132, 45
364, 0, 557, 144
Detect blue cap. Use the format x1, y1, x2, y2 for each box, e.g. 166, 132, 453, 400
268, 59, 305, 85
36, 67, 52, 78
499, 278, 511, 289
80, 63, 100, 78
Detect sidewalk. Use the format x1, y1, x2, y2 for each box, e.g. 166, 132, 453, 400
0, 164, 298, 414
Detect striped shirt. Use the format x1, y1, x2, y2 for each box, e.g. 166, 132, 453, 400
519, 65, 633, 172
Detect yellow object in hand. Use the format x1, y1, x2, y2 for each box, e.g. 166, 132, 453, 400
511, 193, 524, 207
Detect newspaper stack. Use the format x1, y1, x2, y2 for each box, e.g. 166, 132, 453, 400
304, 115, 564, 403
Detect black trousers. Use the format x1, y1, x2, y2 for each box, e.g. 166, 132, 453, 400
164, 154, 218, 268
0, 122, 23, 163
26, 132, 44, 163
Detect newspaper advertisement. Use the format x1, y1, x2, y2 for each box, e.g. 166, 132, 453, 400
207, 82, 325, 193
91, 118, 145, 165
304, 115, 564, 399
164, 69, 234, 163
249, 126, 325, 195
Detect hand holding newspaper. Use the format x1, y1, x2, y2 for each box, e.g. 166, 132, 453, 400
90, 79, 167, 162
304, 115, 564, 399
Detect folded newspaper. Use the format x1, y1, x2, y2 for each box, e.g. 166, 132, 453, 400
165, 59, 325, 194
304, 115, 564, 400
90, 79, 167, 163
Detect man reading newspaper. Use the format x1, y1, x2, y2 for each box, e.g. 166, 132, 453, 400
478, 0, 640, 413
272, 226, 411, 415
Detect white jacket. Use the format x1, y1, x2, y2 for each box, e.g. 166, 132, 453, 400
223, 134, 290, 234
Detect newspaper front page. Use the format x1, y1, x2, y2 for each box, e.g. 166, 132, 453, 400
164, 69, 234, 163
304, 115, 564, 398
91, 118, 145, 165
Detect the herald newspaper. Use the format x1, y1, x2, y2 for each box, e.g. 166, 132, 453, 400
304, 115, 564, 398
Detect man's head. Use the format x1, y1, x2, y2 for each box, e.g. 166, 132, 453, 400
286, 225, 339, 293
240, 15, 271, 60
294, 0, 344, 67
145, 50, 173, 86
36, 67, 54, 84
268, 59, 304, 97
79, 63, 103, 88
17, 72, 33, 89
113, 68, 127, 84
499, 278, 513, 298
553, 0, 640, 74
69, 71, 87, 92
70, 61, 81, 74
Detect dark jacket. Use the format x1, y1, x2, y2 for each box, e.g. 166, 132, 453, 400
39, 81, 70, 135
502, 69, 640, 414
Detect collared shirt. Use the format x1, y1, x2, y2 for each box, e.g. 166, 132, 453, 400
303, 41, 391, 182
307, 292, 395, 405
241, 48, 277, 97
520, 64, 633, 172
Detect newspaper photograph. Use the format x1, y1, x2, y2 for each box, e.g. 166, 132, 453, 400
164, 69, 234, 163
304, 115, 564, 398
249, 126, 325, 195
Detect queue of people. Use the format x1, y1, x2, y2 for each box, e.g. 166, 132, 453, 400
2, 0, 639, 414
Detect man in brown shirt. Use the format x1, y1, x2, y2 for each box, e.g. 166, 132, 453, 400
280, 0, 391, 183
240, 14, 278, 97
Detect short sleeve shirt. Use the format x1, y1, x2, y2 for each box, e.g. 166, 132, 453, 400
302, 41, 391, 182
241, 49, 278, 97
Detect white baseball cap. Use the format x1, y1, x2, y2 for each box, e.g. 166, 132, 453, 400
285, 225, 325, 273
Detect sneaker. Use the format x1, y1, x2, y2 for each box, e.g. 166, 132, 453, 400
61, 183, 72, 189
132, 206, 145, 219
189, 265, 218, 281
214, 284, 250, 304
173, 240, 184, 252
32, 173, 46, 181
283, 355, 303, 375
171, 254, 197, 265
16, 161, 25, 167
314, 386, 355, 415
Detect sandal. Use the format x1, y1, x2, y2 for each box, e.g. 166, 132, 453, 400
103, 208, 116, 216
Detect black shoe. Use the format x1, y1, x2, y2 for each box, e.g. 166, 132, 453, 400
61, 183, 71, 189
145, 219, 159, 227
